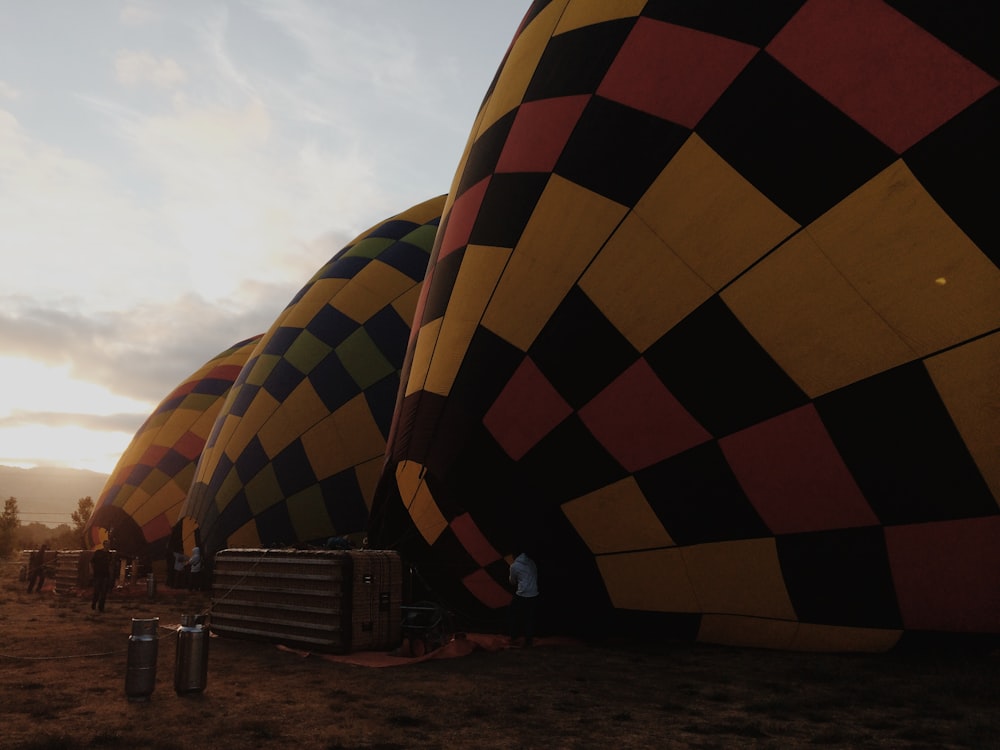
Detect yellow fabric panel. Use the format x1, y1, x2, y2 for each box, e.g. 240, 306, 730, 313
390, 282, 423, 329
697, 614, 801, 650
285, 485, 335, 542
722, 231, 915, 397
245, 355, 280, 387
121, 487, 152, 521
425, 245, 512, 397
580, 212, 713, 351
554, 0, 646, 34
561, 477, 674, 554
596, 548, 699, 612
355, 456, 383, 512
301, 393, 385, 480
788, 623, 902, 653
697, 615, 903, 652
225, 387, 281, 460
393, 194, 447, 226
152, 408, 199, 447
257, 378, 327, 459
244, 463, 283, 515
215, 465, 244, 513
635, 134, 799, 290
482, 176, 628, 351
404, 317, 442, 397
197, 414, 241, 485
396, 460, 448, 545
330, 260, 418, 325
926, 333, 1000, 507
809, 161, 1000, 355
189, 404, 222, 439
227, 518, 261, 550
682, 539, 797, 620
477, 1, 566, 134
140, 410, 169, 433
275, 280, 345, 330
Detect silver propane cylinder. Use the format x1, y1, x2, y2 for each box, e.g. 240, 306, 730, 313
124, 617, 159, 701
174, 614, 209, 695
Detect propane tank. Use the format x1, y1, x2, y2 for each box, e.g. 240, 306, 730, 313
146, 572, 156, 600
174, 614, 209, 695
125, 617, 159, 701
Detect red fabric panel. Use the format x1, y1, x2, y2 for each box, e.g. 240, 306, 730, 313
579, 358, 710, 472
886, 516, 1000, 632
437, 176, 490, 260
721, 404, 878, 534
462, 568, 513, 609
450, 513, 502, 567
496, 95, 590, 173
142, 512, 173, 544
174, 430, 206, 461
599, 17, 757, 128
139, 444, 170, 468
484, 358, 573, 460
767, 0, 998, 153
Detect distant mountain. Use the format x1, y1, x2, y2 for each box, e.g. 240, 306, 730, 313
0, 465, 109, 527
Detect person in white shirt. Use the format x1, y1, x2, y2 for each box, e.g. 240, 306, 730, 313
508, 550, 539, 647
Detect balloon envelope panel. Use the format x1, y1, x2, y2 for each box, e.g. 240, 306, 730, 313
86, 335, 263, 560
370, 1, 1000, 650
184, 196, 445, 559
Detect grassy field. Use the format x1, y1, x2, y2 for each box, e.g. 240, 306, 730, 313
1, 560, 997, 749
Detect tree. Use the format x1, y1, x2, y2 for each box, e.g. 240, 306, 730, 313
71, 496, 94, 549
0, 496, 20, 559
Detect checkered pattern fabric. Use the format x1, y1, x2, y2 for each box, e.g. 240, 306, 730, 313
183, 196, 445, 560
87, 335, 262, 559
370, 0, 1000, 650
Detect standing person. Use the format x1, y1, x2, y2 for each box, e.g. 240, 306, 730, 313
508, 549, 540, 647
90, 541, 113, 613
26, 544, 49, 594
188, 546, 203, 591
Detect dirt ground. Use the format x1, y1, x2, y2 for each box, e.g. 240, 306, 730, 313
1, 563, 997, 750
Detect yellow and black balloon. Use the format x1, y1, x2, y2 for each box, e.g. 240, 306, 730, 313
181, 197, 445, 558
86, 335, 262, 560
368, 0, 1000, 650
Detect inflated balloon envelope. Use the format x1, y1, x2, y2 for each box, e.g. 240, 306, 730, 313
368, 0, 1000, 652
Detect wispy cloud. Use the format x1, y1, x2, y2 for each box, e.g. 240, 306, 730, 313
115, 51, 186, 88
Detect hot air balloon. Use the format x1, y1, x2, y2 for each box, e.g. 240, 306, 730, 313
369, 0, 1000, 650
86, 335, 263, 562
182, 196, 445, 561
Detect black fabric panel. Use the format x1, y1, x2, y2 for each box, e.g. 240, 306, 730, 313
524, 19, 636, 102
271, 439, 317, 498
698, 54, 896, 224
638, 441, 770, 545
530, 286, 640, 408
420, 247, 465, 325
320, 470, 369, 535
227, 382, 259, 418
556, 95, 689, 207
308, 304, 363, 349
904, 88, 999, 269
365, 373, 402, 439
645, 296, 808, 437
234, 435, 269, 486
456, 110, 517, 198
641, 0, 807, 47
777, 526, 902, 628
469, 172, 550, 248
254, 501, 297, 549
309, 352, 360, 413
366, 305, 411, 370
262, 355, 306, 402
816, 362, 997, 525
886, 0, 1000, 78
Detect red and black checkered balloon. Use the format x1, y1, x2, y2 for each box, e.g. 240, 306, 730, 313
369, 0, 1000, 650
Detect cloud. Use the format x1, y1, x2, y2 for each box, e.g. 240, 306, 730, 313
119, 3, 161, 27
0, 80, 19, 100
0, 410, 143, 434
115, 51, 186, 88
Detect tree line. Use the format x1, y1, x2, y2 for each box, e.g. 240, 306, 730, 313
0, 495, 95, 558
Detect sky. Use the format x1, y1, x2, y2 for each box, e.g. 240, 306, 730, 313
0, 1, 527, 475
